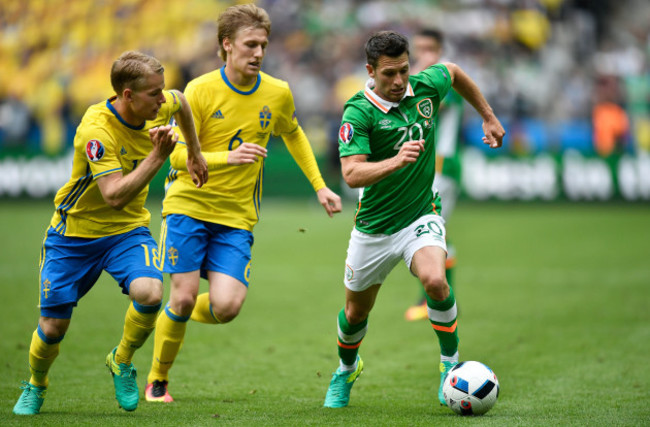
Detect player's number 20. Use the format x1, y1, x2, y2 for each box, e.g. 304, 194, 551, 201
393, 123, 423, 150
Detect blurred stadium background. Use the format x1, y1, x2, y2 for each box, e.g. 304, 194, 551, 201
1, 0, 649, 201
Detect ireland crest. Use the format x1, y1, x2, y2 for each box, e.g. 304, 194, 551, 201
416, 98, 433, 118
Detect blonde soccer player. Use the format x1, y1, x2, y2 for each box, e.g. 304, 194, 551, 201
12, 51, 207, 415
145, 4, 341, 402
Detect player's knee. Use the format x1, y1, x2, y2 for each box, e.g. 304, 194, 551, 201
210, 298, 243, 323
344, 306, 369, 326
171, 293, 198, 317
39, 317, 70, 338
211, 305, 240, 323
132, 278, 163, 306
422, 274, 449, 301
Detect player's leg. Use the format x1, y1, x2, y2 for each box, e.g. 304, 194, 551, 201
146, 271, 199, 402
403, 214, 458, 406
14, 229, 102, 415
324, 229, 397, 408
411, 245, 459, 406
104, 227, 163, 411
147, 214, 207, 401
324, 285, 378, 408
190, 224, 253, 324
13, 316, 69, 416
200, 271, 248, 323
405, 176, 458, 322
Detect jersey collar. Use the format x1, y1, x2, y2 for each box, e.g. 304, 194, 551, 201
363, 79, 414, 114
106, 97, 145, 130
220, 66, 261, 95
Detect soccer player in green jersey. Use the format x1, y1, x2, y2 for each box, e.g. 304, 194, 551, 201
323, 31, 504, 409
405, 28, 466, 322
144, 4, 341, 403
12, 51, 208, 415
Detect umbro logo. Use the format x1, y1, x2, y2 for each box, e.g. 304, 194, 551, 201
211, 110, 225, 119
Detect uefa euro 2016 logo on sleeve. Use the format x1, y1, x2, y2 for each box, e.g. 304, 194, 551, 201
86, 140, 105, 162
339, 123, 354, 144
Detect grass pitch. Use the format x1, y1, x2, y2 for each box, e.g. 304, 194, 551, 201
1, 199, 649, 425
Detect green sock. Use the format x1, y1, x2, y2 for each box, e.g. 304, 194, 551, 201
426, 286, 459, 357
336, 309, 367, 366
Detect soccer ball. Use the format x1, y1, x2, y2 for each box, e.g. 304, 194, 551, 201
442, 361, 499, 415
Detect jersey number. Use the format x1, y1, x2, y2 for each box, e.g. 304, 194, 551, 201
141, 244, 163, 271
415, 221, 443, 238
393, 123, 424, 150
228, 129, 243, 150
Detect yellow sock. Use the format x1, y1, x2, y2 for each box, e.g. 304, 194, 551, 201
29, 327, 63, 388
190, 293, 221, 324
147, 304, 189, 383
115, 301, 160, 365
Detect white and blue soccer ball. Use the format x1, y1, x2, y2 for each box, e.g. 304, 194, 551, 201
442, 361, 500, 415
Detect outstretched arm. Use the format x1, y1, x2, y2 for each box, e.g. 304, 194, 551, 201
442, 62, 505, 149
283, 127, 342, 217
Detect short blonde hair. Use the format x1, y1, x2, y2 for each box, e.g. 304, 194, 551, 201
217, 4, 271, 61
110, 51, 164, 94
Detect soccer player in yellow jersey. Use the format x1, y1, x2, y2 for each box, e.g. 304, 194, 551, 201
145, 4, 342, 402
12, 51, 208, 416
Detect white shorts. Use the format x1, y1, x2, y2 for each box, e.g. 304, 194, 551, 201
344, 214, 447, 292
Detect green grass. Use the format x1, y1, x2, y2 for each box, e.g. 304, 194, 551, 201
1, 199, 649, 425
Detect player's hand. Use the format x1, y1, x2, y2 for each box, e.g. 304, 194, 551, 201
149, 125, 178, 159
394, 139, 425, 168
228, 143, 268, 165
316, 187, 342, 218
186, 152, 209, 188
482, 117, 505, 149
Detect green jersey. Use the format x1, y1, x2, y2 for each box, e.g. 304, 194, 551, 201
339, 64, 451, 235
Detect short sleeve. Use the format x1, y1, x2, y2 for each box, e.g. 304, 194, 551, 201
338, 104, 371, 158
79, 127, 121, 179
421, 64, 452, 102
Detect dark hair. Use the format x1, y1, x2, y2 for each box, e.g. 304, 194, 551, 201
365, 31, 409, 68
417, 28, 444, 45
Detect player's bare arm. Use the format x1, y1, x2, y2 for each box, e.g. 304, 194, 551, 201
341, 139, 425, 188
97, 125, 178, 210
171, 90, 208, 187
442, 62, 505, 149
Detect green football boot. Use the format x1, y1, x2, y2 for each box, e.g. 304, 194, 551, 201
106, 347, 139, 411
323, 356, 364, 408
439, 360, 458, 406
13, 381, 46, 415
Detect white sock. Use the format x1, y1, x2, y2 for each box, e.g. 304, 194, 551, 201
441, 351, 459, 363
339, 359, 358, 372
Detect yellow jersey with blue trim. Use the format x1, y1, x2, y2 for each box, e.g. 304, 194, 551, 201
163, 67, 299, 231
49, 91, 181, 238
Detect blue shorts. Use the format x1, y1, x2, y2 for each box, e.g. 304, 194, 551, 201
39, 226, 163, 318
160, 214, 253, 286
